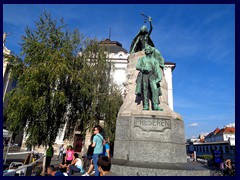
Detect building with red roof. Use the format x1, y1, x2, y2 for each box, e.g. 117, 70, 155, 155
186, 124, 235, 162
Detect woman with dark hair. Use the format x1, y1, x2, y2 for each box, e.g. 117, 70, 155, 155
87, 135, 95, 160
66, 153, 84, 175
82, 135, 95, 176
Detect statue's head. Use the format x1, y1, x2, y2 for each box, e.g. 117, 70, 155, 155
140, 26, 148, 33
144, 44, 154, 55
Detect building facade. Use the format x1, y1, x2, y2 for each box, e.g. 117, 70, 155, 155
99, 39, 129, 93
3, 41, 17, 107
186, 125, 235, 161
3, 36, 18, 128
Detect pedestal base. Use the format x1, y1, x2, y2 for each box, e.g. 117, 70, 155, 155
111, 159, 211, 176
114, 110, 186, 163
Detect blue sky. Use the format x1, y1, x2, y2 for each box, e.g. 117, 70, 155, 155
3, 4, 235, 139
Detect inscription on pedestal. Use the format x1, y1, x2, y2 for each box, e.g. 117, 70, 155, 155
134, 117, 171, 132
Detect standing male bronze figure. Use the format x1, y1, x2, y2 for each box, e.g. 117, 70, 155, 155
135, 44, 163, 111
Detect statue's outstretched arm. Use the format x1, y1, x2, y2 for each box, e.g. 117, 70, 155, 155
149, 17, 153, 35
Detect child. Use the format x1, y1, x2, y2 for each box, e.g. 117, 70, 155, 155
97, 156, 117, 176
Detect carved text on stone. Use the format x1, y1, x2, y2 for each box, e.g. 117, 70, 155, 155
134, 117, 171, 132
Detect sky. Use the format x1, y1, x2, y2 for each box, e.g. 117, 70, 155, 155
3, 4, 235, 139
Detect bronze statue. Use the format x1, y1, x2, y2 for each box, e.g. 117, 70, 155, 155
135, 44, 163, 111
130, 16, 154, 54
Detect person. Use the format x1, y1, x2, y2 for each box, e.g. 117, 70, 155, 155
59, 161, 68, 170
59, 145, 67, 172
82, 159, 95, 176
57, 144, 64, 160
97, 156, 117, 176
130, 16, 154, 54
103, 139, 110, 158
87, 135, 95, 160
191, 151, 196, 161
82, 135, 95, 176
62, 145, 67, 162
65, 145, 74, 165
59, 145, 74, 172
224, 159, 235, 176
67, 153, 84, 175
46, 144, 54, 169
135, 44, 163, 111
47, 165, 64, 176
92, 125, 104, 176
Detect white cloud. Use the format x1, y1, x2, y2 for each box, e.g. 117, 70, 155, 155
200, 132, 210, 136
188, 123, 199, 127
225, 122, 235, 127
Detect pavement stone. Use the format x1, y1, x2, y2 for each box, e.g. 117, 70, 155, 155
3, 150, 219, 176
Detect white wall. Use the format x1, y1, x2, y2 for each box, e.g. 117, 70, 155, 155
164, 65, 174, 111
223, 134, 235, 141
109, 52, 129, 94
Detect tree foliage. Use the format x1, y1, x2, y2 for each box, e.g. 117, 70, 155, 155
4, 11, 122, 147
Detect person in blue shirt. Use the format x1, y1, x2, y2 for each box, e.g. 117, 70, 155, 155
102, 140, 110, 158
92, 125, 104, 176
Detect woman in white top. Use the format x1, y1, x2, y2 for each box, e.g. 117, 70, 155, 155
67, 153, 84, 175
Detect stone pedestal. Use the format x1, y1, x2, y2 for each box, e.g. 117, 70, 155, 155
114, 111, 186, 163
112, 52, 210, 175
111, 160, 210, 176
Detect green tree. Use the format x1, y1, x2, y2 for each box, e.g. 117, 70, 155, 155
102, 85, 123, 142
4, 11, 123, 148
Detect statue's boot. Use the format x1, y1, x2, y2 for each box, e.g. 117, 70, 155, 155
143, 104, 149, 110
153, 104, 163, 111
